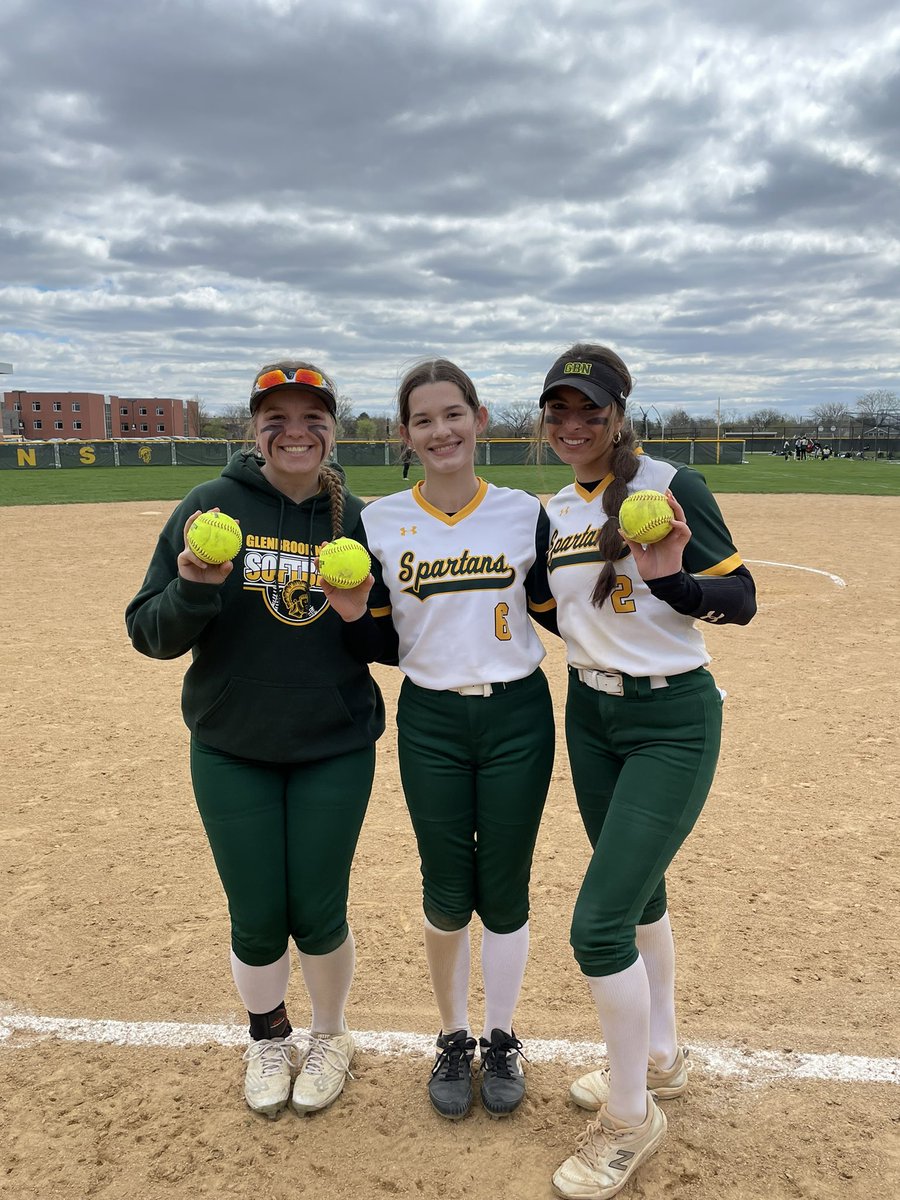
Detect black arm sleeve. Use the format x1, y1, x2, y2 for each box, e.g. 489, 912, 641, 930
525, 501, 560, 637
341, 609, 400, 665
529, 606, 560, 636
645, 564, 757, 626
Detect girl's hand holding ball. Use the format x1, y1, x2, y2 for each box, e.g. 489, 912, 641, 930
179, 509, 242, 585
317, 538, 374, 621
619, 489, 692, 580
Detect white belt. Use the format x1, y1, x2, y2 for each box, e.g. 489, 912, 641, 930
574, 668, 668, 695
450, 683, 495, 697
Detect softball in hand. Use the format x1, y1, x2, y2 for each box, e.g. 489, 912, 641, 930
618, 490, 674, 545
318, 537, 372, 589
186, 511, 243, 564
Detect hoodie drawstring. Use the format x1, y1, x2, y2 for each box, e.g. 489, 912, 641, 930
273, 495, 286, 612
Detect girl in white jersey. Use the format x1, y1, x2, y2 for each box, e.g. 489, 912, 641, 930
328, 359, 556, 1121
538, 344, 756, 1200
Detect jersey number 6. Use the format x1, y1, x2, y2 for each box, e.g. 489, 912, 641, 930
494, 602, 511, 641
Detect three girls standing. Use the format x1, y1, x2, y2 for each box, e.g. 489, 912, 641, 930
128, 346, 755, 1200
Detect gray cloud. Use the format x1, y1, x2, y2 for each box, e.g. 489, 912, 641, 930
1, 0, 898, 419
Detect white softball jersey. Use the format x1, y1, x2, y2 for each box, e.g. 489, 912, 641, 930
362, 480, 554, 691
547, 454, 743, 678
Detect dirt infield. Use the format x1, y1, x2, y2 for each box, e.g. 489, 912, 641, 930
1, 495, 898, 1200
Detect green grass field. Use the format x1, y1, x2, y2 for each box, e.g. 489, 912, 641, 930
0, 454, 897, 506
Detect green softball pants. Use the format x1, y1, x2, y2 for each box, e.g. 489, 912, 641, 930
566, 667, 723, 976
397, 669, 555, 934
190, 737, 375, 964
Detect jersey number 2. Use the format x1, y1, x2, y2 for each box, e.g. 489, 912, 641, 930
494, 602, 511, 641
610, 576, 636, 614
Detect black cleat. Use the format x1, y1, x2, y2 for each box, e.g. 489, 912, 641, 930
479, 1028, 526, 1117
428, 1029, 477, 1120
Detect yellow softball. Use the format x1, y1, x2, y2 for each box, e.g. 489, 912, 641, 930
318, 537, 372, 589
186, 510, 243, 564
619, 490, 674, 545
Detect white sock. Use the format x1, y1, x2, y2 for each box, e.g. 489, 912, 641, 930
481, 922, 529, 1040
423, 918, 470, 1035
230, 947, 291, 1016
636, 911, 678, 1069
298, 930, 356, 1035
587, 957, 651, 1127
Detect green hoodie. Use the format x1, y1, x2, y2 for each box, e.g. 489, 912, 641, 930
126, 451, 385, 764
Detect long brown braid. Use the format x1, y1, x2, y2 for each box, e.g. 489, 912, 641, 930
591, 425, 640, 607
318, 465, 346, 539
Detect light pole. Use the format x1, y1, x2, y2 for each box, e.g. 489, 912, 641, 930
648, 405, 665, 445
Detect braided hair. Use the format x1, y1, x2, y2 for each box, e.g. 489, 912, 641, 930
590, 424, 640, 606
318, 465, 346, 539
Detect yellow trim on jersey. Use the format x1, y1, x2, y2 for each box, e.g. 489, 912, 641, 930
370, 604, 393, 617
574, 472, 614, 503
527, 597, 557, 612
698, 553, 743, 577
412, 478, 489, 525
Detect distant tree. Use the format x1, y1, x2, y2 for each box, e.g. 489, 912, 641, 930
195, 397, 214, 437
193, 399, 229, 440
202, 415, 230, 439
855, 389, 899, 430
493, 401, 538, 438
222, 402, 251, 441
356, 415, 376, 440
335, 393, 355, 437
809, 401, 853, 429
484, 408, 507, 436
747, 407, 788, 430
666, 407, 693, 432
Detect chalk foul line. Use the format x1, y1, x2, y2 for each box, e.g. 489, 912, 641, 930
0, 1011, 895, 1085
744, 559, 846, 588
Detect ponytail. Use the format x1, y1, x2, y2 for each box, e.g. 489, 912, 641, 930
590, 428, 640, 607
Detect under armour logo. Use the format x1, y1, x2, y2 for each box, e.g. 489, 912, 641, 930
400, 526, 417, 536
701, 609, 725, 623
608, 1150, 635, 1171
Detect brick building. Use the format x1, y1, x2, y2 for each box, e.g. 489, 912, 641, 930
113, 396, 199, 438
3, 392, 200, 439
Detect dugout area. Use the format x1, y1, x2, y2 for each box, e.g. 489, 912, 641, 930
0, 494, 897, 1200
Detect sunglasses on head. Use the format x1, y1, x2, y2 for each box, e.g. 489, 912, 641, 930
252, 367, 330, 396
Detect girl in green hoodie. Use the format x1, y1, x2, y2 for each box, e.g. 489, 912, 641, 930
126, 361, 384, 1120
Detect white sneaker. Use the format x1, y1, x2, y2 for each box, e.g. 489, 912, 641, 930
552, 1096, 667, 1199
242, 1037, 297, 1118
291, 1030, 355, 1114
569, 1048, 690, 1111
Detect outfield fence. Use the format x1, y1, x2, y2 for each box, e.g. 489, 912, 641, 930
0, 436, 746, 471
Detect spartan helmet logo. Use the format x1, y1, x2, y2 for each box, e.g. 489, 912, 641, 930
282, 578, 311, 619
138, 446, 152, 464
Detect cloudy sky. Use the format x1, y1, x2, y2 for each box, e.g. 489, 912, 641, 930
2, 0, 898, 420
